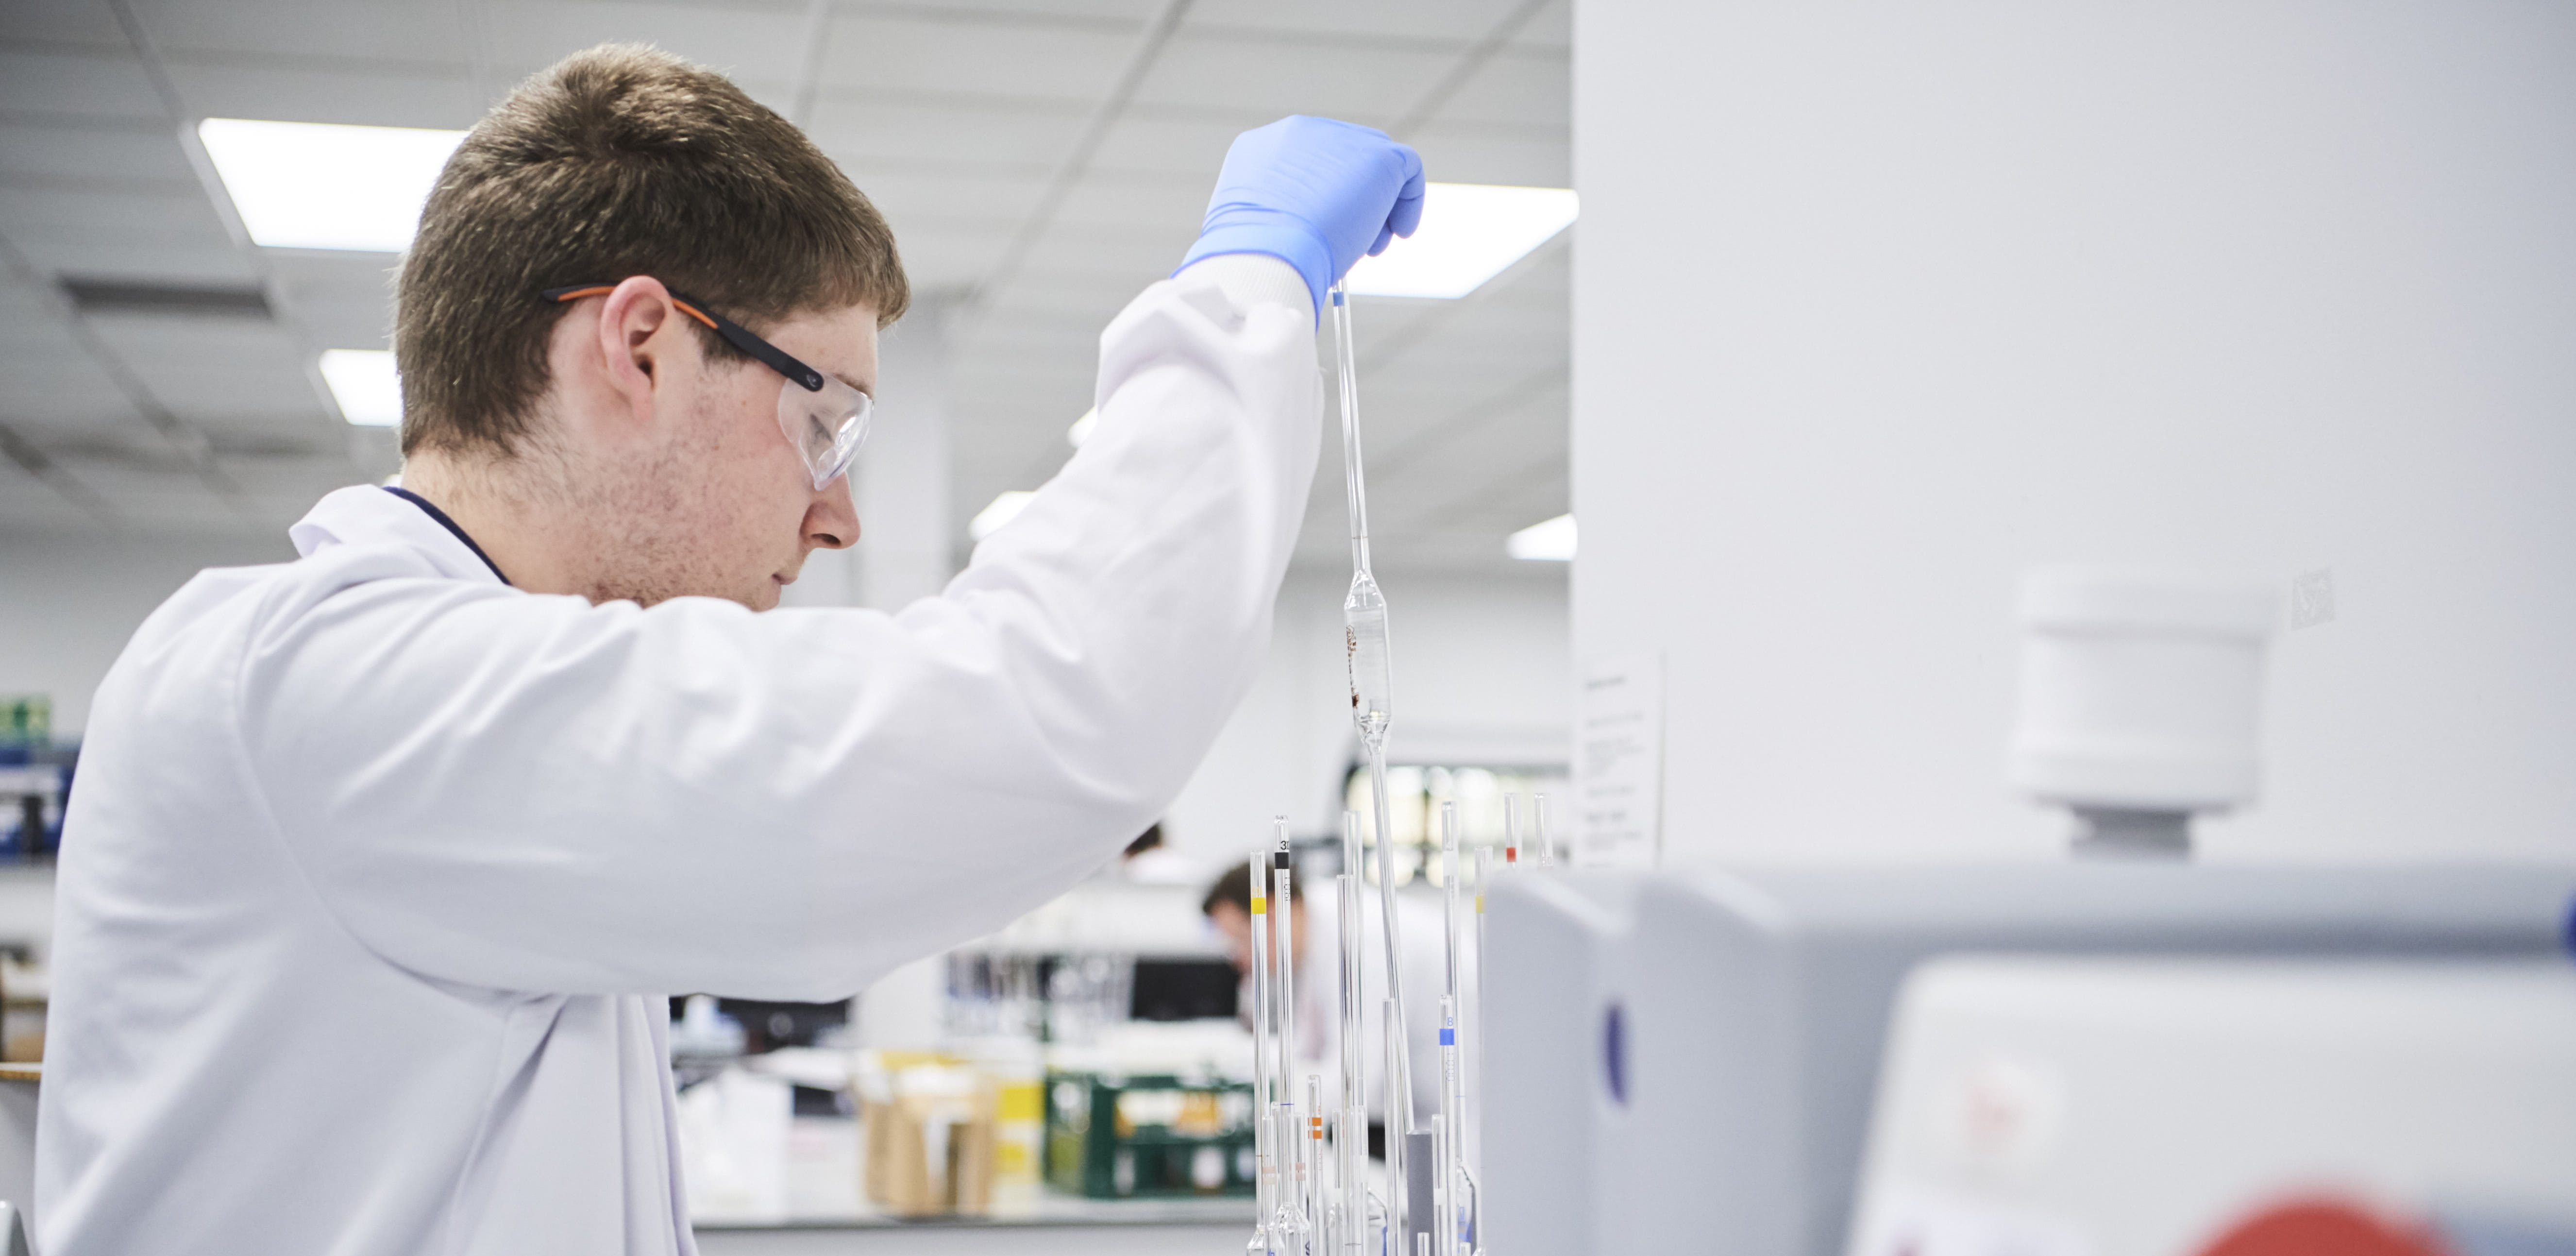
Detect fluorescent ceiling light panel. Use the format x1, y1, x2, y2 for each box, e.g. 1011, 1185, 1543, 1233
199, 119, 465, 252
1344, 183, 1579, 300
970, 491, 1037, 542
1506, 513, 1577, 561
319, 349, 402, 427
1067, 407, 1098, 448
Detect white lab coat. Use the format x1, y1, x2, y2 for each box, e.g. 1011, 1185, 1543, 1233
35, 256, 1317, 1256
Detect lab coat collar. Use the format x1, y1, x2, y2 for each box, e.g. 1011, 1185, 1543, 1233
289, 484, 510, 587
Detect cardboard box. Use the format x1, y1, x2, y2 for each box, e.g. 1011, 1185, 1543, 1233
860, 1072, 996, 1217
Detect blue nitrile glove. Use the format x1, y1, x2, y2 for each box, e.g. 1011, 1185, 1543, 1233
1176, 116, 1427, 315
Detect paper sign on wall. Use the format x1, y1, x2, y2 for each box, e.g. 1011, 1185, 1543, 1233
1576, 650, 1664, 867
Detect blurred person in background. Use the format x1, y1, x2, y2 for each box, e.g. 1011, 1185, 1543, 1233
1202, 853, 1461, 1150
1118, 822, 1212, 886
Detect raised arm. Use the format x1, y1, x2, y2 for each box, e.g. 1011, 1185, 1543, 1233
244, 257, 1315, 999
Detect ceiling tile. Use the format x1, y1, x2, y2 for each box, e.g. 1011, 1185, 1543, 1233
1425, 48, 1566, 129
0, 119, 198, 189
1049, 172, 1204, 232
1, 0, 128, 48
1027, 217, 1191, 265
1086, 109, 1247, 177
0, 481, 100, 533
1186, 0, 1521, 44
48, 457, 254, 527
1130, 29, 1448, 122
265, 252, 399, 349
83, 317, 328, 425
807, 97, 1087, 169
481, 0, 805, 90
163, 59, 485, 129
973, 270, 1147, 317
291, 300, 394, 351
7, 238, 256, 285
0, 48, 166, 121
1512, 0, 1571, 51
903, 0, 1167, 20
0, 185, 230, 249
0, 351, 133, 427
134, 0, 471, 66
1405, 121, 1569, 186
817, 12, 1140, 102
881, 222, 1014, 290
842, 166, 1050, 236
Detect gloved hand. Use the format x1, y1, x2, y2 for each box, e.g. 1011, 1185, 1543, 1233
1177, 116, 1427, 315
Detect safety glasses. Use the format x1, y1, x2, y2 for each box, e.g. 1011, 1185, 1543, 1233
543, 284, 872, 491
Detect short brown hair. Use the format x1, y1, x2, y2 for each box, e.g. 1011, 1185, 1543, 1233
394, 44, 907, 458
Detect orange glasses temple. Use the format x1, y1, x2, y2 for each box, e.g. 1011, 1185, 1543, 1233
547, 286, 718, 332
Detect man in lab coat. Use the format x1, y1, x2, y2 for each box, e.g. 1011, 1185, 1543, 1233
35, 44, 1421, 1256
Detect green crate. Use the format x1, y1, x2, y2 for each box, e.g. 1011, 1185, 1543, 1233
1044, 1071, 1257, 1199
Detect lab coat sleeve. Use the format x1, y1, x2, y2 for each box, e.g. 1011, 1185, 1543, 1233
237, 257, 1321, 999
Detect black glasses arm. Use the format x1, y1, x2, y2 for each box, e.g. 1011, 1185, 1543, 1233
542, 284, 826, 393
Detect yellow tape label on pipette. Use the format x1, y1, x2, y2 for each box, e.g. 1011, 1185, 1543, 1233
1251, 895, 1266, 914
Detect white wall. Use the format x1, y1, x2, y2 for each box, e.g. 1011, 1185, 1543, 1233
1161, 567, 1571, 861
1575, 0, 2576, 863
0, 531, 297, 738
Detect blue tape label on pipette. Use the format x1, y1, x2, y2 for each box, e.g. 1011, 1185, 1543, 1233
1438, 1028, 1455, 1046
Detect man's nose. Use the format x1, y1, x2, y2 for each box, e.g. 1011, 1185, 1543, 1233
806, 475, 859, 549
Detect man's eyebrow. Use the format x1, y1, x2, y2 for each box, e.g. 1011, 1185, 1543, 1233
831, 372, 872, 395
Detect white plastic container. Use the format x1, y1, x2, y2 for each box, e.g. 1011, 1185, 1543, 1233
2007, 568, 2275, 853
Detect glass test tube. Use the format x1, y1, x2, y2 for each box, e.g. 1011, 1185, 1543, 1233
1375, 804, 1413, 1250
1306, 1073, 1325, 1250
1336, 811, 1367, 1256
1273, 829, 1304, 1250
1383, 994, 1407, 1249
1533, 792, 1557, 868
1440, 995, 1466, 1256
1472, 844, 1493, 1196
1438, 801, 1463, 1256
1249, 855, 1278, 1246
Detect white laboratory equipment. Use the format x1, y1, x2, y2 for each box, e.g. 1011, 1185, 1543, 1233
1847, 956, 2576, 1256
1482, 862, 2576, 1256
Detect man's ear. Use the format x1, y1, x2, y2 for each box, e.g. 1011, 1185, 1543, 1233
591, 276, 688, 424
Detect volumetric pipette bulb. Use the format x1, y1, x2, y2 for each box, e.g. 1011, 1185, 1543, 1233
1345, 570, 1392, 744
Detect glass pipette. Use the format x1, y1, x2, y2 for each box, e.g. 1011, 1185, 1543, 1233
1271, 831, 1309, 1252
1331, 276, 1414, 1252
1248, 857, 1278, 1253
1430, 1108, 1451, 1256
1533, 793, 1557, 868
1336, 811, 1368, 1256
1305, 1073, 1326, 1252
1437, 802, 1466, 1256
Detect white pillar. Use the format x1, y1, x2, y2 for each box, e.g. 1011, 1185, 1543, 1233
856, 301, 956, 612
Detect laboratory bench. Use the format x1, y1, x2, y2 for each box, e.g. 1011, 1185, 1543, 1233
694, 1195, 1249, 1255
689, 1114, 1251, 1255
